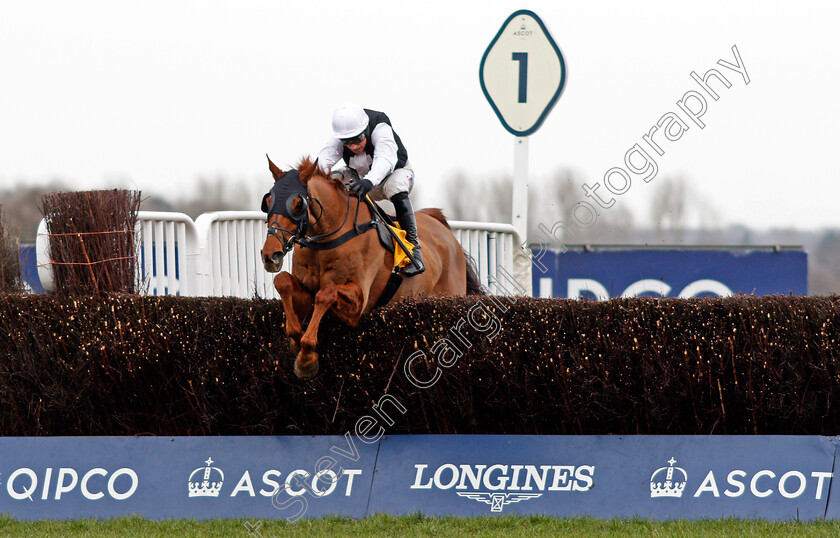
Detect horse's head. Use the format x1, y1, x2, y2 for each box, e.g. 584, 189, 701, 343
260, 156, 319, 272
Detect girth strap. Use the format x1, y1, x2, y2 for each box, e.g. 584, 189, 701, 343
373, 269, 404, 309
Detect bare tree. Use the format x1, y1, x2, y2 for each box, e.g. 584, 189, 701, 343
1, 181, 68, 242
0, 205, 23, 292
528, 168, 579, 244
442, 170, 512, 223
650, 176, 687, 236
441, 170, 472, 221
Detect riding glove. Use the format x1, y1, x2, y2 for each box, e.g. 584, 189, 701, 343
349, 178, 373, 199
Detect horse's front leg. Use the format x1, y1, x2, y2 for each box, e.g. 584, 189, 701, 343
295, 282, 365, 379
274, 271, 314, 353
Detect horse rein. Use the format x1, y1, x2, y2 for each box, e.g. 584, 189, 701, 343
301, 191, 353, 245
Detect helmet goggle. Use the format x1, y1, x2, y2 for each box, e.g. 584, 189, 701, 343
340, 133, 366, 146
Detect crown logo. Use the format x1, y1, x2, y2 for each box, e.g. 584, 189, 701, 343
650, 457, 687, 498
188, 457, 224, 497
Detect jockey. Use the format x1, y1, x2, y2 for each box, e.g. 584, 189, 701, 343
317, 103, 425, 276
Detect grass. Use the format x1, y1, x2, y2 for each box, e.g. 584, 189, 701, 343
1, 514, 840, 537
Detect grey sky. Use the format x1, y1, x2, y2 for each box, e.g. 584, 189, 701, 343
1, 1, 837, 230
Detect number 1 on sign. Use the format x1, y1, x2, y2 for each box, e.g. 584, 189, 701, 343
512, 52, 528, 103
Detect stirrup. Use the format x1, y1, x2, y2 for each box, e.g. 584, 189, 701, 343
402, 246, 425, 276
391, 192, 425, 276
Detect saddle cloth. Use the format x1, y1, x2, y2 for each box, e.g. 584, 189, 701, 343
375, 220, 414, 269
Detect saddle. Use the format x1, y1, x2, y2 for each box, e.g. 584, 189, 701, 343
374, 212, 397, 251
296, 193, 414, 307
365, 199, 414, 270
363, 197, 415, 308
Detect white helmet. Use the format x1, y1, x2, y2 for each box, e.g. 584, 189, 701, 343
331, 104, 369, 139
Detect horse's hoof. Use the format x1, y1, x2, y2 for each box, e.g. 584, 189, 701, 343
289, 339, 300, 353
294, 353, 319, 379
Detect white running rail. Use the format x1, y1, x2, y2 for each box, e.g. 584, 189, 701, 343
448, 221, 521, 295
37, 212, 524, 297
136, 212, 203, 297
195, 211, 288, 299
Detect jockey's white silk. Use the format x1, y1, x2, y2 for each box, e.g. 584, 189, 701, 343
317, 123, 399, 186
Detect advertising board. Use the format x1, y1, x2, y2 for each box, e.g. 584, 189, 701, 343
0, 435, 836, 521
532, 247, 807, 299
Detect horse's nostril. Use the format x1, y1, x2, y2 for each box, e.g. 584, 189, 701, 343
272, 252, 283, 264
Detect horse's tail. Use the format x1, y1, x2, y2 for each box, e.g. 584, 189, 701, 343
418, 208, 486, 296
463, 250, 486, 296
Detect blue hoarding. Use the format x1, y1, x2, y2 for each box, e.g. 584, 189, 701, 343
370, 435, 835, 520
18, 245, 44, 294
0, 435, 837, 521
532, 247, 807, 299
0, 436, 377, 520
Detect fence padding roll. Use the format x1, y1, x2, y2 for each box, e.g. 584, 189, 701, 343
0, 294, 839, 436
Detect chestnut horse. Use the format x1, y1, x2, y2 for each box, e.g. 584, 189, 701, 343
260, 156, 482, 378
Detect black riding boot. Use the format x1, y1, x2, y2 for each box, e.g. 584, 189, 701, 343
391, 193, 425, 276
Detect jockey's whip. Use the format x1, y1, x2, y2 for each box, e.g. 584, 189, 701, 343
364, 195, 420, 268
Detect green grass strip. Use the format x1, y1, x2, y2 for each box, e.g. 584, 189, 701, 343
2, 514, 840, 537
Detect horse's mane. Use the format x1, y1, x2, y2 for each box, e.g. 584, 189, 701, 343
296, 156, 346, 191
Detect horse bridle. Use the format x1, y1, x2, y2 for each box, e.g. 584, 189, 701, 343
262, 168, 408, 307
266, 216, 301, 255
262, 170, 356, 254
